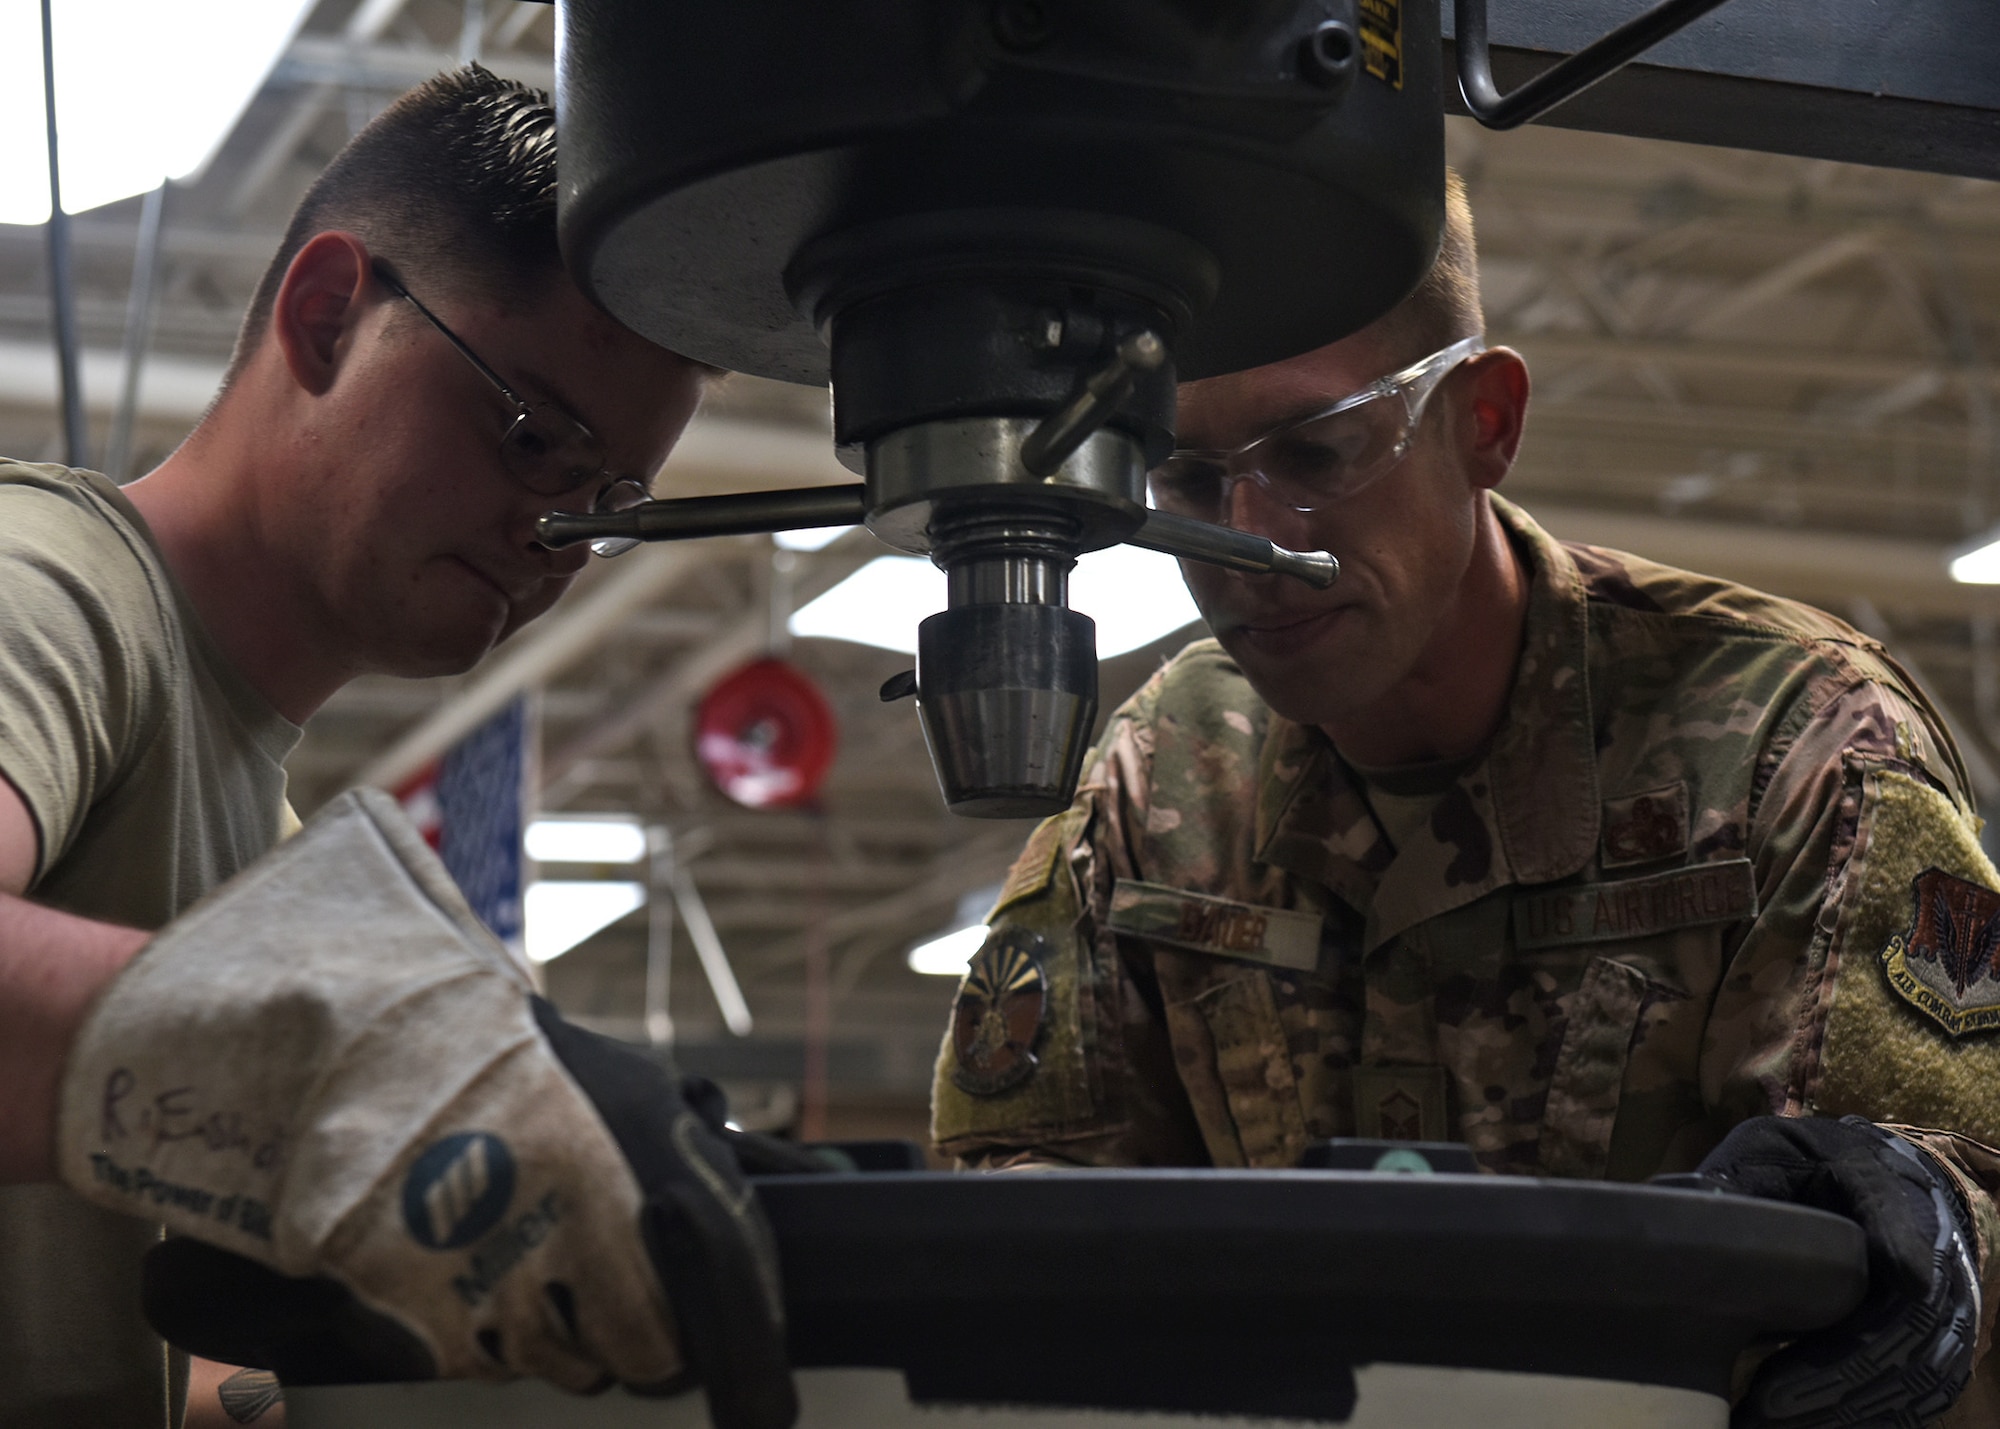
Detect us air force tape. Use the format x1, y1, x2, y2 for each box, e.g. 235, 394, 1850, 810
1882, 867, 2000, 1036
951, 928, 1050, 1096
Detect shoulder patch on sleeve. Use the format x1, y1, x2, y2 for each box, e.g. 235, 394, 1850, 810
1883, 869, 2000, 1036
932, 807, 1101, 1151
1815, 767, 2000, 1144
949, 928, 1050, 1095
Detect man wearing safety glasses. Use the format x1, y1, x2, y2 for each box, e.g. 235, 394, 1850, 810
0, 69, 794, 1429
935, 175, 2000, 1425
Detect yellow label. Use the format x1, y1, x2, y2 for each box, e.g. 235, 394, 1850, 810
1359, 0, 1403, 89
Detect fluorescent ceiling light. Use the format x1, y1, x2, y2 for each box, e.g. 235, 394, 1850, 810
525, 880, 645, 963
790, 543, 1201, 657
773, 525, 852, 552
907, 924, 989, 977
524, 816, 647, 864
1950, 534, 2000, 585
1075, 542, 1204, 655
789, 555, 938, 652
1, 0, 315, 225
907, 883, 1003, 976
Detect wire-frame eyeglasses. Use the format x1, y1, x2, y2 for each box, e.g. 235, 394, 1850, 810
371, 259, 649, 557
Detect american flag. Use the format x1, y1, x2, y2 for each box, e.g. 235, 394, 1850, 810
395, 697, 534, 951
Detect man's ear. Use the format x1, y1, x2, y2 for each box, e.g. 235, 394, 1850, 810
270, 232, 374, 398
1457, 347, 1530, 493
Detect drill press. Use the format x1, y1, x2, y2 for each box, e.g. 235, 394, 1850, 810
535, 0, 1434, 816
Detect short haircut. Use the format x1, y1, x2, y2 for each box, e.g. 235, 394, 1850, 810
223, 64, 560, 384
1379, 168, 1484, 361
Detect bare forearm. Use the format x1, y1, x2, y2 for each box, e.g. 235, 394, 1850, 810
0, 891, 148, 1182
186, 1359, 284, 1427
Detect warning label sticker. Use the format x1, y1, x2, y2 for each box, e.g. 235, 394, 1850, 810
1359, 0, 1402, 89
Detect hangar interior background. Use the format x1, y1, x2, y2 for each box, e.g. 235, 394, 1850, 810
5, 0, 1999, 1149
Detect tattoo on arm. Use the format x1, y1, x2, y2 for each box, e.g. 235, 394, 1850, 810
217, 1367, 282, 1424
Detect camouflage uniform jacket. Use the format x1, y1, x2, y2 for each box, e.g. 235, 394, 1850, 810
933, 497, 2000, 1411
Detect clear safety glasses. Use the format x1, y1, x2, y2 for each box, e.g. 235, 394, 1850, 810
1147, 334, 1489, 522
372, 261, 650, 557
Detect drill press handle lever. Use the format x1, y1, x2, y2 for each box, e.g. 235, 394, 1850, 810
538, 486, 1336, 589
1018, 331, 1167, 478
1131, 509, 1339, 589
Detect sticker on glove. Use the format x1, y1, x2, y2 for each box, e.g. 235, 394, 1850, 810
402, 1132, 517, 1250
1883, 867, 2000, 1036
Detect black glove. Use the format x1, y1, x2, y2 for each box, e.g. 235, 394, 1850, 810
1695, 1115, 1979, 1428
145, 999, 798, 1429
530, 998, 797, 1429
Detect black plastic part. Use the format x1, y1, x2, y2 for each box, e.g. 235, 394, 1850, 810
1298, 1138, 1480, 1173
1299, 20, 1361, 92
145, 1169, 1867, 1418
917, 602, 1097, 701
556, 0, 1443, 386
824, 279, 1179, 461
1454, 0, 1733, 129
915, 601, 1099, 817
756, 1170, 1867, 1417
879, 670, 920, 702
807, 1139, 932, 1173
142, 1239, 437, 1385
1440, 0, 2000, 183
530, 999, 797, 1429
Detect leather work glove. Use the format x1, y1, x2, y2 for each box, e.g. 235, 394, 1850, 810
1695, 1115, 1979, 1428
55, 789, 796, 1429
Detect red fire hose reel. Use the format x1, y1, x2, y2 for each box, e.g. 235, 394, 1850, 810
693, 657, 838, 810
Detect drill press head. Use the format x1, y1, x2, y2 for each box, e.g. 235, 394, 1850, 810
554, 0, 1444, 816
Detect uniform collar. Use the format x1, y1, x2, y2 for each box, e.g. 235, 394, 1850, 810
1484, 495, 1600, 886
1255, 496, 1600, 946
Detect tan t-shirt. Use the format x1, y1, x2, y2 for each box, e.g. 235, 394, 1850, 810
0, 460, 300, 1428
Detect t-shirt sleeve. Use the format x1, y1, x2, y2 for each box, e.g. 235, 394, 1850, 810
0, 480, 170, 885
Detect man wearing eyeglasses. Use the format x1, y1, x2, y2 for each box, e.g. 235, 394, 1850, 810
935, 174, 2000, 1425
0, 69, 794, 1429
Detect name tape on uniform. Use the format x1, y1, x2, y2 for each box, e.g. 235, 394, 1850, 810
1107, 880, 1322, 971
1512, 859, 1758, 950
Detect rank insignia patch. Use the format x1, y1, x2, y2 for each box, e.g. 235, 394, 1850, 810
1600, 783, 1689, 868
951, 928, 1050, 1095
1882, 867, 2000, 1036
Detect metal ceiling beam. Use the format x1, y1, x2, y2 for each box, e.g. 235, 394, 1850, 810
225, 0, 417, 220
1525, 397, 1970, 456
275, 36, 554, 93
1525, 500, 1996, 620
541, 531, 882, 793
1498, 330, 1999, 397
1682, 228, 1884, 338
0, 339, 225, 420
0, 221, 283, 263
748, 832, 1024, 973
352, 539, 737, 790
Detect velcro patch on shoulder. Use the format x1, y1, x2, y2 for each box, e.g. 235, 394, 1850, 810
950, 928, 1050, 1096
1816, 766, 2000, 1145
1107, 880, 1322, 972
932, 850, 1099, 1152
988, 811, 1074, 920
1882, 869, 2000, 1036
1511, 860, 1757, 950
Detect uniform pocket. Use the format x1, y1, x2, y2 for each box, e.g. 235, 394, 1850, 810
1538, 955, 1655, 1178
1163, 973, 1310, 1169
